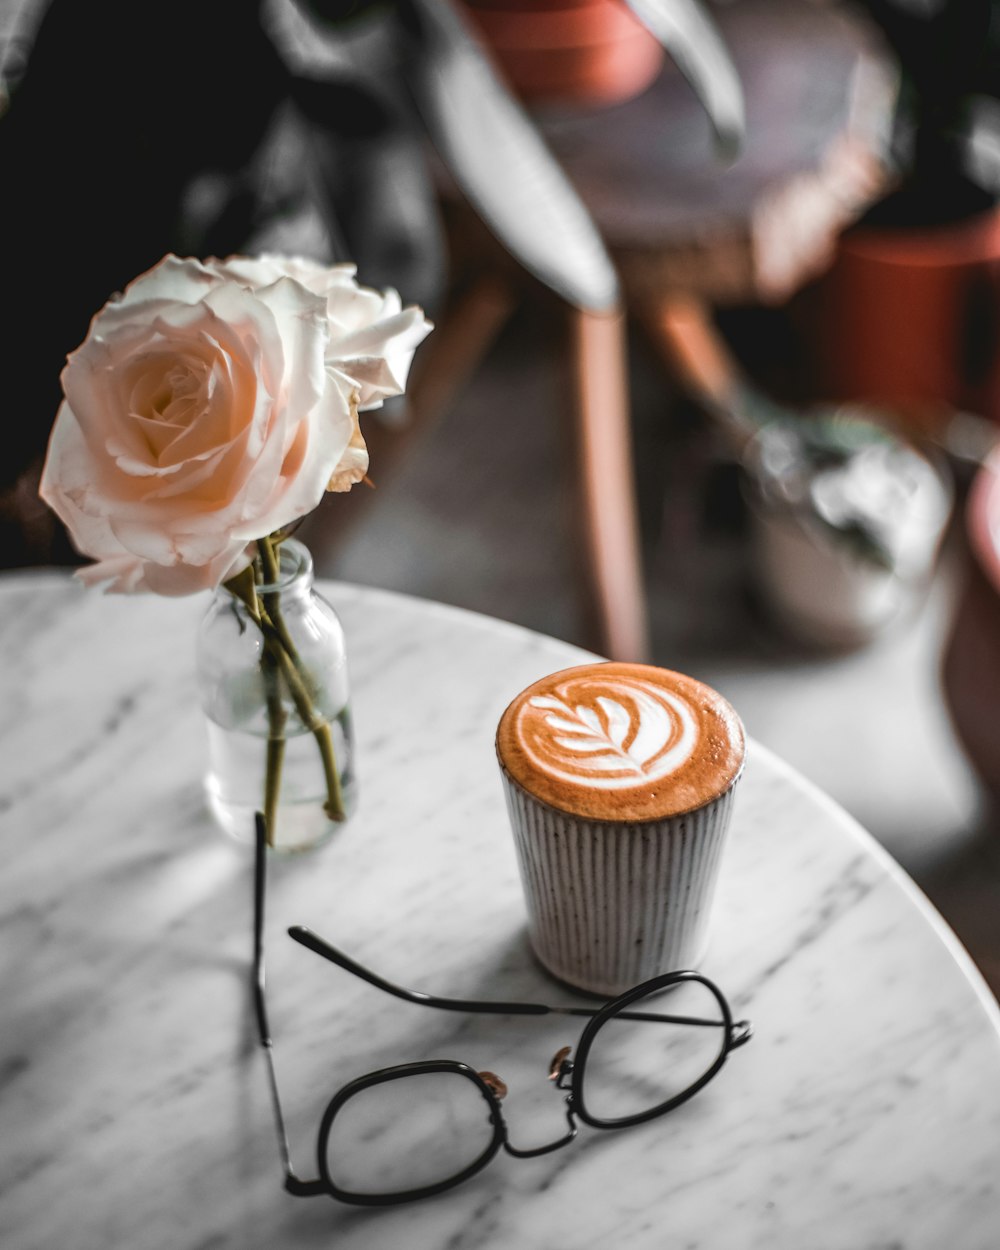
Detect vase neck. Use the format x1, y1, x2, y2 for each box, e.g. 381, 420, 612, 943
217, 538, 314, 605
257, 539, 314, 604
261, 538, 313, 593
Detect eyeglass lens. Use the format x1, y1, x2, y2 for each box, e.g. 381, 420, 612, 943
579, 978, 728, 1124
322, 1068, 498, 1199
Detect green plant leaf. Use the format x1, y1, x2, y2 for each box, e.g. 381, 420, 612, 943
395, 0, 620, 312
621, 0, 745, 159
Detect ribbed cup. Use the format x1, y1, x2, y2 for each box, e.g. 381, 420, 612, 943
499, 770, 739, 996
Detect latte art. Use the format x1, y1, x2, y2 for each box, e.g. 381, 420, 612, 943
525, 676, 698, 790
497, 662, 745, 822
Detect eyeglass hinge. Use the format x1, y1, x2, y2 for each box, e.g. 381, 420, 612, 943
284, 1174, 327, 1198
730, 1019, 753, 1049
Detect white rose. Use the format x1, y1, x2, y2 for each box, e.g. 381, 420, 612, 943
210, 253, 432, 491
39, 253, 431, 594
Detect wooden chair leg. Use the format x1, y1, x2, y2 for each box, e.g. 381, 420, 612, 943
567, 306, 651, 662
405, 274, 518, 429
638, 295, 757, 455
640, 296, 737, 409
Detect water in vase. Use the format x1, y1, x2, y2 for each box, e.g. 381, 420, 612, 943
204, 708, 357, 852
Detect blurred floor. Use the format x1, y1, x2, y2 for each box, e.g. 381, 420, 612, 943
303, 301, 1000, 999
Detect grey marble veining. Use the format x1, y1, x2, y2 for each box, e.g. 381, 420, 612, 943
3, 570, 1000, 1250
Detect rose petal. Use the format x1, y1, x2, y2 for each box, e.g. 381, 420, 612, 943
327, 413, 369, 493
238, 276, 328, 443
140, 542, 251, 596
230, 380, 356, 539
104, 254, 221, 319
328, 307, 432, 408
75, 554, 148, 593
41, 252, 430, 595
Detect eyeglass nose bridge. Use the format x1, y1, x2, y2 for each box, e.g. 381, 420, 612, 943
502, 1103, 579, 1159
480, 1048, 580, 1159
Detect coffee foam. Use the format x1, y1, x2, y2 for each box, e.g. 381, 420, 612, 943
496, 663, 745, 822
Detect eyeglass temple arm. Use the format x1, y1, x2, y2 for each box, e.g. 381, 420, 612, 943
253, 815, 326, 1199
253, 813, 270, 1046
289, 924, 551, 1016
288, 924, 742, 1036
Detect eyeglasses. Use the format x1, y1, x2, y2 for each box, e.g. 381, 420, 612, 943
252, 813, 752, 1206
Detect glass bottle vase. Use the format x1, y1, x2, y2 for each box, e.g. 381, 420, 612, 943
196, 538, 357, 852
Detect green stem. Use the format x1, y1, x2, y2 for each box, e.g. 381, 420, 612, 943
221, 565, 283, 844
261, 648, 286, 847
257, 535, 288, 840
226, 538, 346, 835
256, 601, 346, 822
259, 536, 306, 675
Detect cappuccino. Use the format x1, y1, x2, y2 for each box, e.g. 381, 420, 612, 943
496, 662, 744, 823
496, 662, 745, 996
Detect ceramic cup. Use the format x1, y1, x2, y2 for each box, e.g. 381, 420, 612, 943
496, 662, 745, 997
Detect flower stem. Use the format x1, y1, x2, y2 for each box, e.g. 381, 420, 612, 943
261, 648, 286, 846
259, 537, 305, 671
225, 536, 346, 840
255, 600, 346, 822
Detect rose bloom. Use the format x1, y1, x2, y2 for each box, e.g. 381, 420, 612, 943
39, 253, 431, 595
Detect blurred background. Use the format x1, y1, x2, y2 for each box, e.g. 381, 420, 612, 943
3, 0, 1000, 985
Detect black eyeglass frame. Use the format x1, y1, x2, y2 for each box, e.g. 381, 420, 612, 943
252, 813, 752, 1206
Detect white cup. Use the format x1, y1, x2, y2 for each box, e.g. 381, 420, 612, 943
496, 662, 745, 997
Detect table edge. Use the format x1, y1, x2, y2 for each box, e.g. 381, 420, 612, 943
748, 738, 1000, 1034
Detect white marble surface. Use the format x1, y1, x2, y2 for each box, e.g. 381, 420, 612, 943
3, 570, 1000, 1249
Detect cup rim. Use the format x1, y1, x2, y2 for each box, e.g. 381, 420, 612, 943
496, 749, 746, 827
495, 661, 746, 823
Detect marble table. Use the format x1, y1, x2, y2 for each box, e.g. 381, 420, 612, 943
4, 570, 1000, 1250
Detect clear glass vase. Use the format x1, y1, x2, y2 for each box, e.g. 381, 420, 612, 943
196, 538, 357, 852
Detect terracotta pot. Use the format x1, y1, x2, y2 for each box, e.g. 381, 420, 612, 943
942, 448, 1000, 810
462, 0, 664, 106
811, 206, 1000, 427
465, 0, 610, 10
